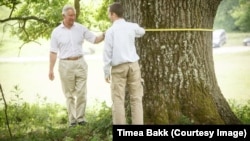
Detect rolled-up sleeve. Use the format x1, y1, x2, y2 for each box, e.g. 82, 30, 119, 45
50, 30, 59, 53
83, 27, 96, 44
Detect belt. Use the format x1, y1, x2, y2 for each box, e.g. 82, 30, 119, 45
61, 56, 82, 60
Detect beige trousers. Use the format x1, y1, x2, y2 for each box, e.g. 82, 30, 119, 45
111, 61, 144, 125
58, 58, 88, 124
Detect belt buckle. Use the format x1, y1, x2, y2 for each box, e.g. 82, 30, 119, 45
72, 55, 82, 60
76, 56, 82, 60
62, 55, 82, 60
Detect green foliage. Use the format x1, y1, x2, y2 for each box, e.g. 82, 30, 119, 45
214, 0, 239, 31
11, 0, 68, 41
231, 0, 250, 32
94, 0, 114, 31
1, 85, 250, 140
0, 85, 112, 141
1, 0, 250, 43
229, 99, 250, 124
77, 1, 109, 32
0, 0, 21, 9
0, 85, 68, 139
85, 102, 113, 141
0, 0, 111, 44
214, 0, 250, 32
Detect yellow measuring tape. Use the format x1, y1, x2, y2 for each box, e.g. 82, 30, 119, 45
145, 28, 213, 32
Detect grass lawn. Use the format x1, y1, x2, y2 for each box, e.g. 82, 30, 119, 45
224, 32, 250, 47
0, 38, 112, 107
213, 50, 250, 103
0, 33, 250, 106
0, 57, 112, 107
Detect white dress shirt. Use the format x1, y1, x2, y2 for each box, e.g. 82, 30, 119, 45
103, 19, 145, 78
50, 22, 96, 59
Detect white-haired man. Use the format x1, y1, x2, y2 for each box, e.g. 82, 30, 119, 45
49, 4, 105, 127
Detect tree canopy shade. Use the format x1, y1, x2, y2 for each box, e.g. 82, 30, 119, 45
116, 0, 241, 124
0, 0, 68, 41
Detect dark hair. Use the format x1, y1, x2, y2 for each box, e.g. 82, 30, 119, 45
109, 2, 123, 17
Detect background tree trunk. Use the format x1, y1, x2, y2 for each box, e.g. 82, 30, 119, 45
74, 0, 80, 20
117, 0, 241, 124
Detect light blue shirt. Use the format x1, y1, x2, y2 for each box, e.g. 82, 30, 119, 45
103, 19, 145, 78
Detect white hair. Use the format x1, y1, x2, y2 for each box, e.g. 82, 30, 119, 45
62, 5, 76, 15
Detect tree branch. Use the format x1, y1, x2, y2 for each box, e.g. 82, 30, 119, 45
0, 16, 50, 24
0, 84, 12, 138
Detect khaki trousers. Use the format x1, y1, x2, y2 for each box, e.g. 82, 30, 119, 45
58, 57, 88, 124
111, 61, 144, 125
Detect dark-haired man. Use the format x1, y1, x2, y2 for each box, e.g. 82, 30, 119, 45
103, 2, 145, 125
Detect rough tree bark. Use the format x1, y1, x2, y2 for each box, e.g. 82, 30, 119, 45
117, 0, 241, 124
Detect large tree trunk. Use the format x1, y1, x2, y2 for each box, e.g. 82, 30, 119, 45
117, 0, 241, 124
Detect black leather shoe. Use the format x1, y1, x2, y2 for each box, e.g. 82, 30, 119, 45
78, 121, 87, 126
69, 122, 77, 127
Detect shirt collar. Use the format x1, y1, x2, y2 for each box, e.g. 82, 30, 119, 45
59, 22, 76, 28
113, 18, 125, 25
